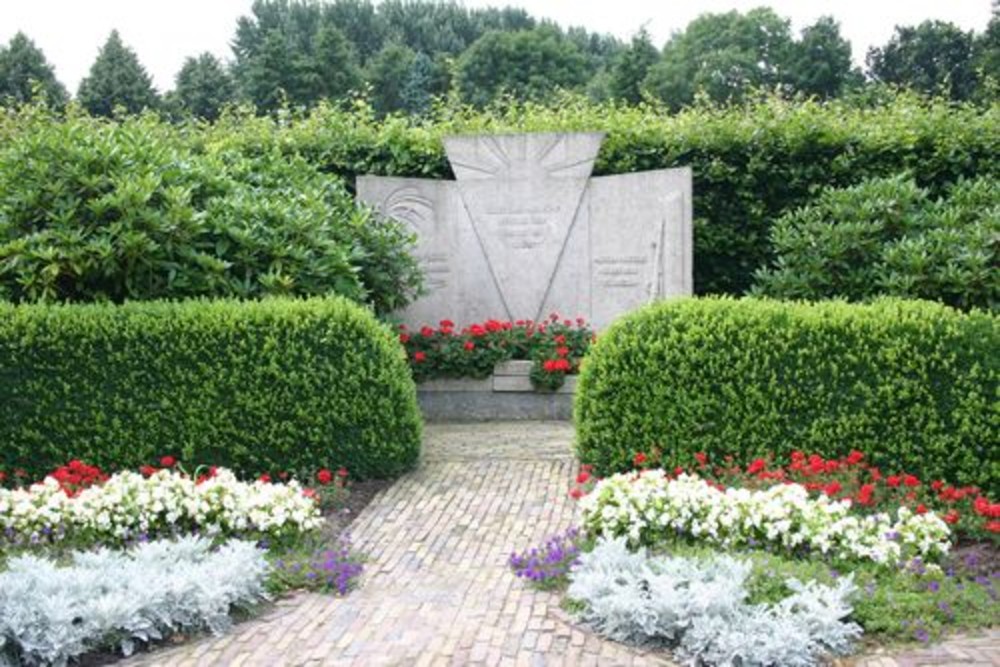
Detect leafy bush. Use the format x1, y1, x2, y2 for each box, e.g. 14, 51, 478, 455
401, 314, 593, 390
752, 176, 999, 310
0, 297, 422, 480
567, 537, 861, 666
0, 537, 268, 665
0, 106, 421, 313
196, 93, 1000, 295
574, 297, 999, 492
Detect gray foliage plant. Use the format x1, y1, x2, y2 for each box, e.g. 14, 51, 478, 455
0, 537, 270, 666
567, 538, 862, 666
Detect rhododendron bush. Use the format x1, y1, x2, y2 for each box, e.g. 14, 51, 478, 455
400, 314, 593, 390
0, 464, 323, 549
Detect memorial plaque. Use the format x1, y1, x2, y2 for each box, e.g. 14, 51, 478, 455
357, 132, 692, 330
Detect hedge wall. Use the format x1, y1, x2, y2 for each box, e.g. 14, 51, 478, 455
0, 297, 422, 479
574, 297, 999, 492
199, 94, 1000, 295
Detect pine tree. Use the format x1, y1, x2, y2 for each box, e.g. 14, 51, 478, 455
401, 51, 435, 114
0, 32, 67, 106
78, 30, 158, 116
173, 53, 235, 120
312, 22, 362, 101
608, 28, 658, 104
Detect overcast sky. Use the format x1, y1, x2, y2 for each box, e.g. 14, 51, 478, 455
0, 0, 993, 94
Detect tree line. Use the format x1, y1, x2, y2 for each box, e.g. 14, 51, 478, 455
1, 0, 998, 120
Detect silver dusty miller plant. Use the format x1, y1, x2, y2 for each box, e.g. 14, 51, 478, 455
0, 536, 270, 666
567, 538, 862, 667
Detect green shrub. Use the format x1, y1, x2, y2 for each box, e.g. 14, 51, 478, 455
752, 176, 999, 310
574, 297, 999, 492
0, 106, 421, 313
0, 297, 422, 480
198, 93, 999, 295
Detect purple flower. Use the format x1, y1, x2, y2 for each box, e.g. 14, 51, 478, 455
914, 628, 929, 643
927, 580, 940, 593
509, 527, 582, 586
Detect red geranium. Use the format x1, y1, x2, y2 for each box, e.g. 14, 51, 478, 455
316, 469, 333, 485
160, 455, 176, 468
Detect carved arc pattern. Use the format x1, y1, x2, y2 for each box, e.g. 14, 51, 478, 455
378, 186, 434, 234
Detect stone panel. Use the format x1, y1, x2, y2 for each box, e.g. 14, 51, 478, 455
357, 133, 692, 330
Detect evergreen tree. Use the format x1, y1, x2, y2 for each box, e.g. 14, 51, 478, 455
608, 28, 658, 104
401, 51, 435, 114
975, 1, 1000, 95
173, 53, 235, 120
312, 22, 362, 100
0, 32, 67, 106
367, 41, 416, 114
78, 30, 158, 116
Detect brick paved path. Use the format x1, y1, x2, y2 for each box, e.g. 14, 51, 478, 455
128, 422, 998, 667
128, 422, 668, 666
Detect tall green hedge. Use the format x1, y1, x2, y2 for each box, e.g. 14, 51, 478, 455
575, 297, 999, 492
0, 297, 422, 479
198, 94, 1000, 295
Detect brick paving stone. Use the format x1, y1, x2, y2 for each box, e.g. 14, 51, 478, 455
122, 422, 997, 667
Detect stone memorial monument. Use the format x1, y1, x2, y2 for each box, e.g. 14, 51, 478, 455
357, 132, 692, 330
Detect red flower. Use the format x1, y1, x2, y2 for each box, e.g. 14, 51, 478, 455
694, 452, 707, 466
316, 469, 333, 485
139, 465, 157, 477
576, 471, 591, 484
943, 510, 960, 524
556, 346, 570, 358
747, 458, 767, 475
337, 467, 348, 478
278, 471, 289, 480
399, 333, 410, 343
464, 341, 475, 351
0, 470, 6, 483
160, 456, 176, 468
902, 474, 920, 488
439, 319, 454, 329
846, 450, 865, 465
413, 351, 426, 363
823, 481, 842, 497
857, 484, 876, 506
633, 452, 648, 467
931, 480, 944, 491
673, 466, 684, 476
886, 475, 901, 488
420, 326, 434, 337
554, 334, 566, 344
303, 488, 318, 500
259, 473, 272, 483
986, 521, 1000, 533
915, 504, 928, 515
569, 487, 584, 499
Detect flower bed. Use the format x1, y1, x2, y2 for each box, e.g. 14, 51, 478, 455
0, 463, 324, 549
571, 449, 998, 542
578, 471, 951, 565
400, 314, 594, 390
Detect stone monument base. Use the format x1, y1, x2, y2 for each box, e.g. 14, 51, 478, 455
417, 361, 575, 421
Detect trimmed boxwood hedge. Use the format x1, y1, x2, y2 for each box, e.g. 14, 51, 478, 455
574, 297, 999, 492
0, 297, 422, 480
